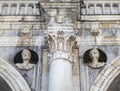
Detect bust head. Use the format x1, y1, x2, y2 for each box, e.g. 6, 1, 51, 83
22, 49, 31, 62
89, 48, 100, 60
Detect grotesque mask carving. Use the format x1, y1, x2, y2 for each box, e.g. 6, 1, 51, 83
19, 26, 31, 36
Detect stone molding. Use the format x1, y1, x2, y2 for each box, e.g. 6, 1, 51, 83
90, 56, 120, 91
41, 2, 78, 9
0, 16, 40, 22
0, 36, 119, 46
84, 0, 120, 4
0, 36, 44, 46
81, 15, 120, 21
76, 36, 120, 45
0, 58, 31, 91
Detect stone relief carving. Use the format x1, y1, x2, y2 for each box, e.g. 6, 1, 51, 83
56, 31, 64, 50
45, 31, 76, 52
15, 49, 34, 69
89, 48, 105, 68
19, 26, 32, 46
83, 48, 107, 68
56, 9, 66, 23
45, 31, 76, 63
14, 49, 38, 70
19, 26, 31, 36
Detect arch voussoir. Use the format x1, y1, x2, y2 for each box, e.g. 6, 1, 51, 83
90, 56, 120, 91
0, 58, 31, 91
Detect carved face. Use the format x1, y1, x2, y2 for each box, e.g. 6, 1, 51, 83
22, 27, 30, 34
22, 49, 31, 62
19, 27, 31, 36
90, 48, 100, 59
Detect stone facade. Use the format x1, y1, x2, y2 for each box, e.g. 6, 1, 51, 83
0, 0, 119, 91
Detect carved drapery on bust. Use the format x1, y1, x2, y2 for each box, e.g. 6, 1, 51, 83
16, 49, 34, 69
14, 49, 38, 70
89, 48, 105, 68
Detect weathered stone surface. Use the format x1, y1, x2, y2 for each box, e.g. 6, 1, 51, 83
0, 1, 119, 91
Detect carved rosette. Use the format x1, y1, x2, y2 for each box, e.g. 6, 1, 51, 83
45, 31, 76, 64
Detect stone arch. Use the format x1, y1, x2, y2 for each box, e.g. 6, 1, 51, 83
90, 56, 120, 91
0, 58, 31, 91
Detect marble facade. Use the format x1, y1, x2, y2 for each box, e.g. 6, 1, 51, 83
0, 0, 119, 91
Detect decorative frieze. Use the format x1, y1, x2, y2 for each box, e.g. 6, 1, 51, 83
0, 36, 119, 46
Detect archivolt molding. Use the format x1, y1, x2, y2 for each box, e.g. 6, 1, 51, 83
90, 56, 120, 91
0, 58, 31, 91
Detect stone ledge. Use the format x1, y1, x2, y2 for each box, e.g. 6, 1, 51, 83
0, 16, 41, 22
41, 2, 78, 9
84, 0, 120, 4
0, 36, 120, 46
0, 36, 44, 46
76, 36, 120, 45
81, 15, 120, 21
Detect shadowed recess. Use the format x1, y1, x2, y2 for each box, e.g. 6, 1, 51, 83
0, 76, 12, 91
83, 48, 107, 63
14, 49, 39, 64
107, 74, 120, 91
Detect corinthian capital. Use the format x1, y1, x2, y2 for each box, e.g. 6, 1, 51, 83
45, 31, 76, 53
